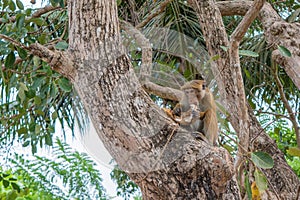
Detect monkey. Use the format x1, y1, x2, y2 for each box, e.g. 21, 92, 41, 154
171, 80, 218, 145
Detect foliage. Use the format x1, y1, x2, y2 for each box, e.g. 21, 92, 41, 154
1, 139, 107, 199
0, 0, 299, 198
287, 157, 300, 177
0, 0, 88, 153
110, 167, 141, 200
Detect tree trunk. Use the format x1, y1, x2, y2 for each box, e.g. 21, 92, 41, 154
66, 0, 241, 199
25, 0, 299, 199
190, 0, 300, 199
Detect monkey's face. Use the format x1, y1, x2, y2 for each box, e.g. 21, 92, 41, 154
184, 88, 199, 106
197, 87, 206, 100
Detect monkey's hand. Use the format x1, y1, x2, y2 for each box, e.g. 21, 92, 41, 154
190, 106, 205, 121
172, 103, 182, 117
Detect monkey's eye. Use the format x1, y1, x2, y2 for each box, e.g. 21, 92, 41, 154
202, 84, 206, 90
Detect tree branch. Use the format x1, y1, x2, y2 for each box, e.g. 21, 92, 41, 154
216, 0, 300, 90
230, 0, 265, 43
0, 33, 75, 80
228, 0, 265, 176
0, 5, 61, 24
143, 82, 182, 101
29, 43, 76, 81
32, 5, 61, 18
0, 34, 30, 51
121, 21, 152, 83
272, 65, 300, 148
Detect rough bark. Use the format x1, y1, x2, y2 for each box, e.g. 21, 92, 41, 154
6, 0, 297, 199
217, 0, 300, 90
189, 0, 300, 199
66, 0, 240, 199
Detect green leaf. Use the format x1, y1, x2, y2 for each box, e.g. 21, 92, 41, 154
29, 122, 35, 132
27, 18, 45, 26
245, 174, 252, 200
223, 144, 234, 153
11, 182, 21, 192
35, 109, 44, 116
35, 124, 41, 134
254, 169, 268, 192
58, 78, 72, 92
239, 50, 259, 57
18, 89, 26, 103
9, 0, 16, 11
22, 140, 30, 147
45, 134, 53, 145
55, 41, 69, 50
16, 13, 26, 29
5, 51, 16, 68
220, 45, 228, 52
16, 0, 24, 10
17, 127, 27, 135
251, 151, 274, 169
287, 147, 300, 157
17, 47, 27, 59
25, 89, 36, 99
50, 83, 58, 97
244, 68, 251, 79
2, 0, 9, 9
211, 54, 220, 61
52, 111, 58, 120
3, 179, 9, 188
277, 45, 292, 57
19, 82, 28, 91
32, 77, 45, 89
59, 0, 65, 8
48, 125, 55, 133
34, 96, 42, 105
31, 144, 37, 154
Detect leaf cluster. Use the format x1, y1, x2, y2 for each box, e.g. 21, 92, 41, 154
0, 0, 88, 152
110, 167, 141, 200
2, 138, 107, 199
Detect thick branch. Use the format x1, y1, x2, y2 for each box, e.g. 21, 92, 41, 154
29, 43, 76, 81
121, 21, 152, 82
229, 0, 265, 173
143, 82, 182, 101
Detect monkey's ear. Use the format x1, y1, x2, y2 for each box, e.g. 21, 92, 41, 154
195, 73, 204, 80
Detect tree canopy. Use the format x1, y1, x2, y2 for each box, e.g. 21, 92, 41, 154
0, 0, 299, 199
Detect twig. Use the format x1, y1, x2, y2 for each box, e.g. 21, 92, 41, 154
259, 168, 281, 200
255, 110, 290, 120
0, 6, 61, 24
0, 34, 30, 51
32, 5, 62, 18
272, 64, 300, 148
